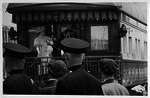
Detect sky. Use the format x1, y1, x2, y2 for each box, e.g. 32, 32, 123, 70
2, 3, 17, 29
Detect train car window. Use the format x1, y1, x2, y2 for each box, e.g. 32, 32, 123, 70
134, 38, 138, 59
144, 41, 147, 59
138, 40, 141, 59
123, 36, 127, 53
128, 37, 132, 54
91, 26, 108, 50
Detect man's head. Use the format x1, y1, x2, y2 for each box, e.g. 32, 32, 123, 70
61, 38, 89, 67
50, 60, 68, 78
63, 52, 85, 67
3, 43, 31, 73
100, 59, 119, 78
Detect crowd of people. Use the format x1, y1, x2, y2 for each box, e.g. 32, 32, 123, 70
3, 28, 147, 95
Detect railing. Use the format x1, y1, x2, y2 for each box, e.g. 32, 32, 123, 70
24, 56, 147, 87
120, 60, 147, 88
25, 56, 120, 85
82, 56, 121, 81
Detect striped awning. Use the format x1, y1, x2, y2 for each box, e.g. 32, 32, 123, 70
12, 10, 118, 23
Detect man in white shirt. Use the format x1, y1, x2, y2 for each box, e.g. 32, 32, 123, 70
34, 31, 53, 58
34, 28, 53, 75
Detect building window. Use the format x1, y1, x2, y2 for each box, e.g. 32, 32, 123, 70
129, 37, 132, 54
144, 41, 147, 59
123, 36, 127, 53
138, 39, 141, 59
126, 16, 130, 22
135, 38, 138, 58
91, 26, 108, 50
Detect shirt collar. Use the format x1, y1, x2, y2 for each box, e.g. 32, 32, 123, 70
68, 65, 83, 72
102, 78, 115, 85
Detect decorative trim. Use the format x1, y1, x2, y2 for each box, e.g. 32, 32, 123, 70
12, 10, 118, 23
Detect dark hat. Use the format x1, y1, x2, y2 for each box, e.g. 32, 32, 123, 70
3, 43, 31, 58
61, 38, 89, 54
100, 59, 119, 76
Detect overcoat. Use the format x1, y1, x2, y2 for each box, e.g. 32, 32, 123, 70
55, 65, 104, 95
3, 70, 37, 94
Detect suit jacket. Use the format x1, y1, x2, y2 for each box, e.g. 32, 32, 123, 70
102, 79, 129, 95
55, 66, 103, 95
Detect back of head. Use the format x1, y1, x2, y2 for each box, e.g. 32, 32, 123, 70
3, 43, 31, 73
100, 59, 119, 76
61, 38, 89, 67
50, 60, 68, 78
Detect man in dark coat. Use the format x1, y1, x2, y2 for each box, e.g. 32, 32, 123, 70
55, 38, 103, 95
3, 43, 38, 94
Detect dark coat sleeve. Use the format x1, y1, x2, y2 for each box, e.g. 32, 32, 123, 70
55, 79, 70, 95
99, 85, 104, 95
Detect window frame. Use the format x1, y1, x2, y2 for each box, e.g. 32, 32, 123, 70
90, 25, 109, 51
89, 24, 110, 54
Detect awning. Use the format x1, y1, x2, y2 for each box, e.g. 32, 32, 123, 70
12, 10, 118, 23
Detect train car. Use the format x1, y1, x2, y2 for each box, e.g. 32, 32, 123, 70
6, 2, 147, 89
119, 11, 147, 88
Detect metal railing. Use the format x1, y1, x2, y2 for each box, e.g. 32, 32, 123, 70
24, 56, 147, 87
120, 60, 147, 87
